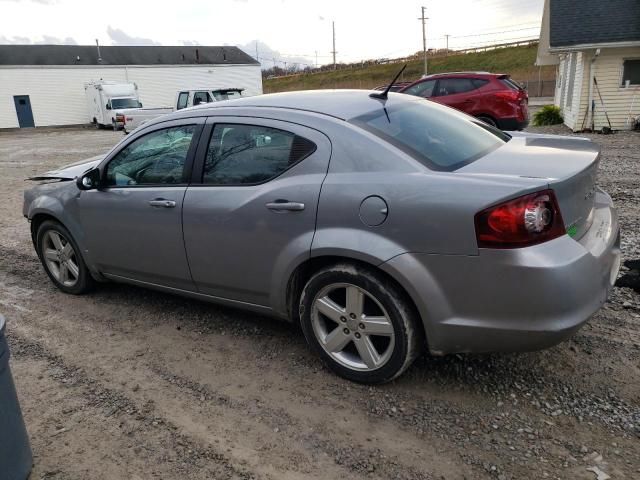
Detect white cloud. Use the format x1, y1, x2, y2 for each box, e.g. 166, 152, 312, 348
0, 34, 76, 44
107, 26, 161, 46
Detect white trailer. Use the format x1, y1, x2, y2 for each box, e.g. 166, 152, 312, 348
85, 81, 142, 129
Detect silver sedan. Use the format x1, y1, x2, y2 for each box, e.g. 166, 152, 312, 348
23, 90, 621, 383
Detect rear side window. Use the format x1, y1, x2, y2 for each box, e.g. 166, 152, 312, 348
203, 124, 316, 185
435, 78, 477, 96
176, 92, 189, 110
472, 79, 489, 89
351, 101, 505, 171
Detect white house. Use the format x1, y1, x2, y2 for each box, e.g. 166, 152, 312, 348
0, 45, 262, 129
536, 0, 640, 131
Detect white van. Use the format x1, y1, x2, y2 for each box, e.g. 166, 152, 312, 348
85, 81, 142, 129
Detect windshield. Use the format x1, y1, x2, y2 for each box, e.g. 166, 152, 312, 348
111, 98, 140, 109
212, 90, 243, 101
350, 101, 507, 171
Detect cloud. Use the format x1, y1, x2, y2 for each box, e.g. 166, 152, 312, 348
0, 34, 77, 44
107, 26, 161, 46
236, 40, 314, 70
181, 40, 202, 46
0, 0, 58, 3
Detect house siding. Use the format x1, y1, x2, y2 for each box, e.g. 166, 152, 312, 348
557, 47, 640, 130
0, 64, 263, 129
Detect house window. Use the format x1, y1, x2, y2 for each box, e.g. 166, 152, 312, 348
622, 59, 640, 86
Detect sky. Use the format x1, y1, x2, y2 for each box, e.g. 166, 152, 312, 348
0, 0, 544, 68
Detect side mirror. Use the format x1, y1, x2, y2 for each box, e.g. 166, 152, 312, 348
106, 103, 112, 110
138, 102, 143, 108
76, 167, 101, 191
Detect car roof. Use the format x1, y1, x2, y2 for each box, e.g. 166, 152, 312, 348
164, 89, 425, 122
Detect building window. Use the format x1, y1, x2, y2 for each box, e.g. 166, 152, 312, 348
622, 59, 640, 86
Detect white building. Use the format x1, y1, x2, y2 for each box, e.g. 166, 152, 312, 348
0, 45, 262, 129
536, 0, 640, 131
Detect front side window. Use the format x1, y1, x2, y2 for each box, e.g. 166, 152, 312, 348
105, 125, 196, 186
402, 80, 436, 98
203, 124, 316, 185
351, 101, 505, 171
622, 59, 640, 86
176, 92, 189, 110
435, 78, 477, 96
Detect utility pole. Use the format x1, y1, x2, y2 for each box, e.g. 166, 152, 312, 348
445, 34, 450, 54
255, 40, 259, 62
331, 21, 337, 70
315, 50, 318, 69
418, 7, 428, 76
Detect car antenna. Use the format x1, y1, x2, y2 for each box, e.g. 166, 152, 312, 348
370, 64, 407, 100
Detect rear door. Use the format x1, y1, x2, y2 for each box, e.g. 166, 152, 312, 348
433, 78, 482, 114
182, 117, 331, 307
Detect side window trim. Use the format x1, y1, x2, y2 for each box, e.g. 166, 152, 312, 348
190, 117, 320, 187
98, 119, 205, 189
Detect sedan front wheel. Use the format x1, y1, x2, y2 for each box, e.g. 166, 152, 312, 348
36, 220, 94, 295
300, 263, 422, 384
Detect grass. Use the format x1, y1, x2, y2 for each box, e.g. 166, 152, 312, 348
264, 44, 555, 93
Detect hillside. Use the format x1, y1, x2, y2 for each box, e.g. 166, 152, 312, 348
264, 43, 554, 93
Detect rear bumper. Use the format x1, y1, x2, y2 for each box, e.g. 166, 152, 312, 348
498, 116, 529, 131
381, 190, 620, 355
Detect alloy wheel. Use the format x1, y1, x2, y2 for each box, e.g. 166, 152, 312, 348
42, 230, 80, 287
311, 283, 395, 371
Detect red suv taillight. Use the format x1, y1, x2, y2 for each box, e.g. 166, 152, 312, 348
494, 90, 521, 102
475, 189, 565, 248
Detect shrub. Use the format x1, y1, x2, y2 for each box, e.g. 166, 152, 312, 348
532, 105, 564, 126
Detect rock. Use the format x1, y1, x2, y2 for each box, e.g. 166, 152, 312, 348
586, 466, 611, 480
583, 452, 603, 464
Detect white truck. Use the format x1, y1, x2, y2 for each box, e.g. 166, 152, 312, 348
116, 88, 245, 133
85, 81, 142, 129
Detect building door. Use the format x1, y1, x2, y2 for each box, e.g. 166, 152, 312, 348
13, 96, 35, 128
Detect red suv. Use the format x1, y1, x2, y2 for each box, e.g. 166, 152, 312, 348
398, 72, 529, 130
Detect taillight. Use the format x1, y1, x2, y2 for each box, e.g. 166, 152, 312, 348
494, 90, 521, 102
475, 189, 565, 248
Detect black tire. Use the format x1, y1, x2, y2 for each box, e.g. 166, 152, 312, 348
476, 115, 497, 127
299, 263, 422, 384
35, 220, 95, 295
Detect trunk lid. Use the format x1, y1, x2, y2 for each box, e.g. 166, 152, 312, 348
459, 134, 600, 240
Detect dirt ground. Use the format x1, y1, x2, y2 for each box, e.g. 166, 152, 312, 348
0, 124, 638, 480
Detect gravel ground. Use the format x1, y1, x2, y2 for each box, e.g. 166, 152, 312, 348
0, 124, 638, 480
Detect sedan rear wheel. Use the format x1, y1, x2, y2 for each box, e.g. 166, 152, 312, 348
300, 264, 421, 383
36, 220, 94, 294
477, 115, 497, 127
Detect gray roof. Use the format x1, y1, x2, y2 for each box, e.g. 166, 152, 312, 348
0, 45, 259, 66
550, 0, 640, 47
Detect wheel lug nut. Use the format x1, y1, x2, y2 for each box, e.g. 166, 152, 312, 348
359, 323, 365, 329
343, 328, 350, 335
354, 332, 361, 339
340, 316, 347, 323
349, 313, 356, 319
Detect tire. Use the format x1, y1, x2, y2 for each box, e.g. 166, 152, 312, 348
299, 263, 421, 384
35, 220, 94, 295
476, 115, 497, 127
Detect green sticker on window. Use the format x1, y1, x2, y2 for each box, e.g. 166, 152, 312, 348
567, 225, 578, 237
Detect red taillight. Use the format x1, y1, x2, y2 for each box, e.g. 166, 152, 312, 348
475, 189, 565, 248
494, 90, 521, 102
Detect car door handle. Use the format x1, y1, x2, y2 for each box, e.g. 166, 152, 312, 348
265, 200, 305, 212
148, 199, 176, 208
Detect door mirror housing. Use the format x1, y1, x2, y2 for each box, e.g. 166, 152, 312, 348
76, 167, 101, 191
106, 103, 112, 110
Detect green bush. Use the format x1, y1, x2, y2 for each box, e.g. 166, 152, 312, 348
532, 105, 564, 126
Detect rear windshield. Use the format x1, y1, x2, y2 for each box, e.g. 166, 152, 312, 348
500, 77, 523, 91
350, 101, 506, 171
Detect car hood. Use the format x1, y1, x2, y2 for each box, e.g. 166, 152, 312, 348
27, 155, 103, 181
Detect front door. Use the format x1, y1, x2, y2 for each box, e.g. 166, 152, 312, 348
182, 117, 331, 307
13, 95, 35, 128
79, 120, 203, 290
